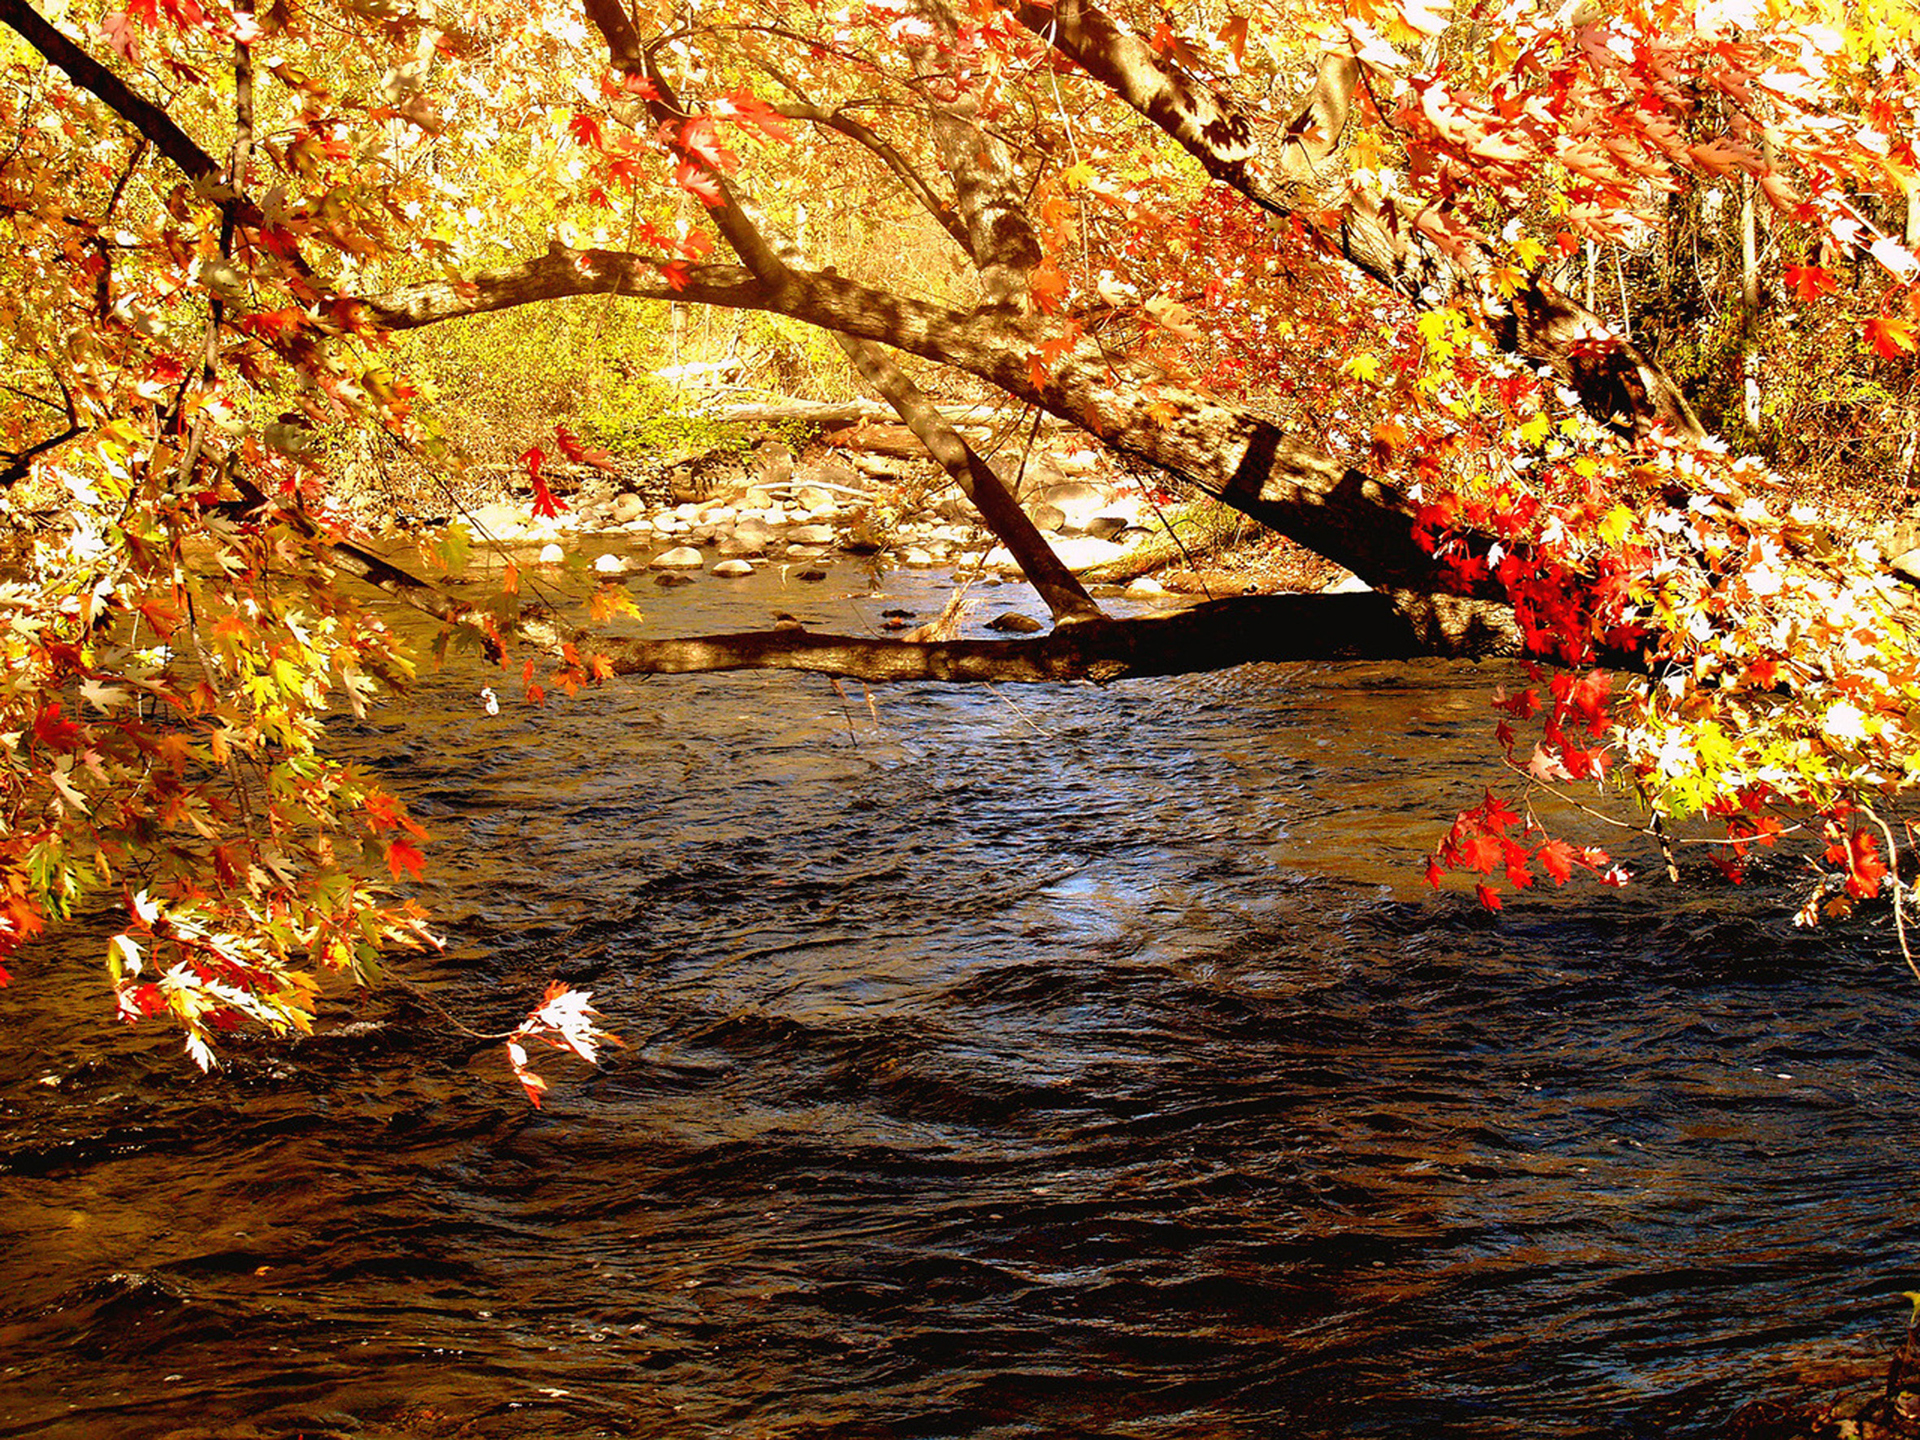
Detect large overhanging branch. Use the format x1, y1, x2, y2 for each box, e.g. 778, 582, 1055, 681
1006, 0, 1702, 441
364, 243, 1484, 599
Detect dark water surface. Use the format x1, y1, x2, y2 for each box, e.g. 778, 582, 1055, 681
3, 565, 1916, 1438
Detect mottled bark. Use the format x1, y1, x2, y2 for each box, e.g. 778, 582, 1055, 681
582, 591, 1521, 685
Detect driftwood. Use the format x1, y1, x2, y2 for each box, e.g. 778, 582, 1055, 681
562, 592, 1532, 685
694, 398, 1023, 430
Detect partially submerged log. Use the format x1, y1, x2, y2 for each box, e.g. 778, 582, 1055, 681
571, 591, 1528, 685
694, 398, 1020, 430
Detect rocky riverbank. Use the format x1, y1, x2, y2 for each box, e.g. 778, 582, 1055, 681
412, 431, 1344, 598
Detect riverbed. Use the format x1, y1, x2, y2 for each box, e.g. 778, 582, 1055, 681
2, 561, 1915, 1438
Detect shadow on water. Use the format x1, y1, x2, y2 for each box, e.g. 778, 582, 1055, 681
2, 566, 1917, 1438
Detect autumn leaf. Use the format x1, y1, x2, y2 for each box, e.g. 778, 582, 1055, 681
567, 111, 606, 151
679, 118, 739, 174
1029, 264, 1070, 314
1783, 264, 1837, 302
386, 837, 426, 881
531, 473, 568, 519
1216, 14, 1249, 63
672, 161, 725, 207
1865, 314, 1917, 359
1535, 838, 1579, 885
715, 89, 794, 143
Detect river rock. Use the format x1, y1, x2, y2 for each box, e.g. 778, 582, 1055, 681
900, 547, 938, 568
1125, 576, 1169, 596
610, 492, 646, 524
538, 543, 565, 564
984, 535, 1129, 573
731, 516, 775, 549
1029, 502, 1067, 533
1041, 481, 1112, 532
592, 553, 629, 575
468, 500, 530, 540
786, 544, 830, 560
787, 523, 837, 545
795, 568, 828, 582
794, 485, 836, 513
654, 572, 694, 588
650, 546, 704, 569
711, 559, 755, 577
1082, 514, 1129, 542
716, 533, 763, 558
987, 611, 1045, 634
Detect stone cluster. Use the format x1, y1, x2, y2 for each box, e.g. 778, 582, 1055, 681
446, 438, 1169, 586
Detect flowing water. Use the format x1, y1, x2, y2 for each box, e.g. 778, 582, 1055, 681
3, 563, 1917, 1439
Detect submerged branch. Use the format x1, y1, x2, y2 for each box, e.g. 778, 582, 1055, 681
583, 592, 1524, 684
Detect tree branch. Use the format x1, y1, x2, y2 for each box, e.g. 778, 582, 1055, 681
586, 591, 1522, 684
1006, 0, 1703, 441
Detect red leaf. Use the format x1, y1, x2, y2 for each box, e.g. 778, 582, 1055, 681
679, 117, 738, 174
1475, 883, 1504, 912
715, 88, 794, 143
1846, 829, 1888, 899
520, 444, 545, 484
1536, 837, 1578, 885
531, 473, 568, 519
32, 703, 84, 751
567, 111, 606, 150
1029, 264, 1070, 314
672, 160, 724, 207
1424, 856, 1445, 888
1866, 314, 1917, 359
658, 260, 691, 291
386, 837, 426, 881
1783, 264, 1837, 303
553, 423, 617, 472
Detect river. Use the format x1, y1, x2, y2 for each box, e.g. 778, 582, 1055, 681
2, 561, 1916, 1438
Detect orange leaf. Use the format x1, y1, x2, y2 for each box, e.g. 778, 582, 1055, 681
1866, 314, 1917, 359
386, 837, 425, 881
1216, 14, 1248, 62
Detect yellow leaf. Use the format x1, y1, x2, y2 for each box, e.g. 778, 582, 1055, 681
1343, 353, 1381, 383
1059, 161, 1097, 191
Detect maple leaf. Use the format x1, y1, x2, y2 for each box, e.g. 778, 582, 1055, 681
520, 443, 545, 485
554, 423, 616, 471
672, 161, 725, 207
1865, 315, 1917, 359
1535, 838, 1580, 885
679, 118, 738, 174
1475, 883, 1504, 912
385, 837, 425, 881
1845, 829, 1887, 899
101, 10, 140, 60
1030, 264, 1070, 314
531, 473, 568, 519
1783, 264, 1837, 303
658, 261, 692, 291
715, 89, 794, 143
567, 111, 606, 151
1216, 14, 1248, 63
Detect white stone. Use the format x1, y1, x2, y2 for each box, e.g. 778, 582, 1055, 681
592, 553, 628, 575
650, 546, 705, 570
711, 558, 755, 577
900, 547, 938, 568
538, 543, 565, 564
1125, 576, 1169, 596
